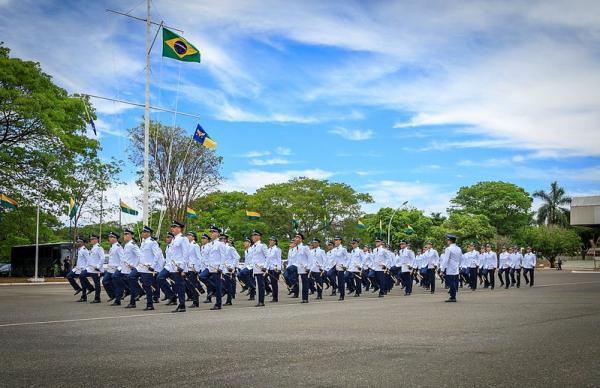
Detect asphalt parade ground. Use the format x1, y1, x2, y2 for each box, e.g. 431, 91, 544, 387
1, 270, 599, 387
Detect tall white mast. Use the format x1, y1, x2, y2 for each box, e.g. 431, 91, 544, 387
142, 0, 151, 226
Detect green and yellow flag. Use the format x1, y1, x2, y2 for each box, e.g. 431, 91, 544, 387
186, 207, 198, 219
68, 197, 78, 219
246, 210, 261, 221
162, 27, 201, 63
120, 199, 139, 216
405, 224, 416, 235
356, 220, 366, 230
0, 194, 17, 209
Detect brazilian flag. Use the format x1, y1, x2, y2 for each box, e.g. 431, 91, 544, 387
120, 199, 139, 216
162, 27, 201, 63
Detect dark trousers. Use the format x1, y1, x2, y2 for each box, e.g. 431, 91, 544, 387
80, 270, 101, 301
284, 265, 299, 296
127, 269, 141, 305
268, 270, 279, 301
199, 268, 215, 296
113, 271, 127, 302
139, 273, 154, 307
523, 268, 534, 286
223, 274, 234, 303
352, 272, 361, 295
157, 269, 175, 300
503, 268, 511, 288
427, 268, 436, 293
376, 271, 386, 296
67, 270, 82, 292
171, 272, 186, 308
300, 272, 310, 301
185, 271, 200, 304
486, 268, 496, 289
401, 272, 412, 294
101, 271, 115, 299
311, 271, 323, 298
469, 268, 478, 290
447, 274, 458, 300
209, 272, 222, 307
336, 270, 345, 298
326, 268, 338, 291
151, 274, 159, 300
255, 274, 266, 304
510, 268, 521, 287
361, 270, 370, 290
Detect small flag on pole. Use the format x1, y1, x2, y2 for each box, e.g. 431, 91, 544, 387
162, 27, 201, 63
356, 220, 366, 230
186, 207, 198, 219
404, 224, 416, 235
0, 194, 18, 209
193, 124, 217, 149
68, 197, 78, 219
120, 199, 139, 216
246, 210, 261, 221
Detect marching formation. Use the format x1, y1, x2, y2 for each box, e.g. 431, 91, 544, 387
66, 221, 538, 312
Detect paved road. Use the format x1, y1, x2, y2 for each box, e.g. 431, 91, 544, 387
1, 271, 599, 387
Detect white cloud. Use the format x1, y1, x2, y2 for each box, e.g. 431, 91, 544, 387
362, 180, 454, 214
457, 159, 512, 168
516, 165, 600, 182
241, 150, 271, 158
276, 146, 293, 156
249, 158, 291, 166
221, 169, 334, 193
329, 127, 374, 141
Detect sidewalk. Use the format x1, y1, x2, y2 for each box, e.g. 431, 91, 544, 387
0, 277, 69, 286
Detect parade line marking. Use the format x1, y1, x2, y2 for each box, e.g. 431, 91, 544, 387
1, 280, 599, 329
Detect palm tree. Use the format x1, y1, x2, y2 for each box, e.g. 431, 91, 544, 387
533, 181, 572, 226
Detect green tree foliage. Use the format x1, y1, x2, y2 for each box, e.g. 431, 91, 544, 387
442, 212, 497, 249
533, 181, 572, 227
250, 178, 372, 241
520, 225, 580, 267
0, 44, 98, 210
449, 181, 532, 236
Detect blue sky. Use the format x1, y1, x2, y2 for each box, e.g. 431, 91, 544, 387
1, 0, 599, 219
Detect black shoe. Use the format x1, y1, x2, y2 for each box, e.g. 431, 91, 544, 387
153, 298, 159, 303
316, 296, 322, 300
77, 298, 87, 302
248, 297, 255, 301
172, 306, 186, 313
224, 301, 232, 306
203, 298, 212, 304
160, 296, 167, 301
354, 294, 360, 297
530, 284, 533, 287
90, 300, 101, 304
125, 304, 136, 309
338, 297, 344, 301
445, 299, 457, 302
88, 287, 95, 293
331, 291, 337, 296
291, 295, 299, 298
110, 302, 121, 306
378, 294, 384, 298
301, 300, 308, 304
188, 303, 199, 308
165, 299, 177, 306
431, 291, 435, 294
287, 290, 293, 295
254, 303, 265, 307
210, 306, 221, 310
348, 289, 355, 295
505, 286, 509, 289
270, 299, 278, 303
124, 290, 130, 297
74, 289, 82, 296
107, 297, 115, 303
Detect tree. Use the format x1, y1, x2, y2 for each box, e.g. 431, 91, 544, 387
441, 212, 497, 250
128, 121, 223, 221
521, 225, 580, 267
449, 181, 532, 236
0, 44, 99, 211
533, 181, 572, 227
250, 178, 373, 241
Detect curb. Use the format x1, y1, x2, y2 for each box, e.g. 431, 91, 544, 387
0, 282, 69, 286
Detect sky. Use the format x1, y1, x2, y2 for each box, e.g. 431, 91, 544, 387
1, 0, 599, 221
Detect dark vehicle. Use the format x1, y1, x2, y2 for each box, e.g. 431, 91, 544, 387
0, 263, 11, 276
10, 242, 73, 277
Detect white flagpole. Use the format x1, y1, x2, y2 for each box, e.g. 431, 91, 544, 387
142, 0, 151, 226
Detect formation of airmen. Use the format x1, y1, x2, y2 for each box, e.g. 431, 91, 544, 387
66, 220, 538, 312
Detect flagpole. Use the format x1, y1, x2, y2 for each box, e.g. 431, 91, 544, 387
142, 0, 151, 227
30, 194, 44, 282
